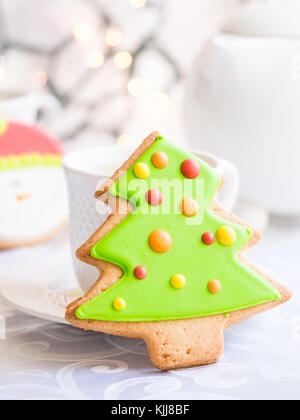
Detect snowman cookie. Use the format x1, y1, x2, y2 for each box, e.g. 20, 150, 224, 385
0, 120, 68, 249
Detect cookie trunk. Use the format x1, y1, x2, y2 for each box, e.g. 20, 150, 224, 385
145, 317, 226, 370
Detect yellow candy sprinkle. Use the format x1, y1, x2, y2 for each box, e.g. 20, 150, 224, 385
134, 162, 150, 179
0, 119, 8, 135
171, 274, 186, 289
113, 298, 127, 311
217, 226, 237, 246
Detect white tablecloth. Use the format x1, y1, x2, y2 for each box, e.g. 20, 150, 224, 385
0, 220, 299, 400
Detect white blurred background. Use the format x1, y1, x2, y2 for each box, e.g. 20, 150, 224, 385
1, 0, 300, 222
0, 0, 253, 149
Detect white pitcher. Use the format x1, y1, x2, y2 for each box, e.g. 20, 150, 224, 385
184, 0, 300, 216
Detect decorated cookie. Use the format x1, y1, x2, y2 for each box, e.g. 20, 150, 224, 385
66, 132, 292, 370
0, 120, 68, 248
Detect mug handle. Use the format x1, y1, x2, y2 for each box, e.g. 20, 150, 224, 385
31, 93, 60, 120
217, 159, 239, 210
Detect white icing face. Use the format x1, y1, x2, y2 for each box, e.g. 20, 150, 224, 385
0, 167, 68, 243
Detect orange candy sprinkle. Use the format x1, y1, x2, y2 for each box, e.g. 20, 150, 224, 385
149, 230, 172, 254
208, 279, 221, 295
181, 198, 199, 217
152, 151, 169, 169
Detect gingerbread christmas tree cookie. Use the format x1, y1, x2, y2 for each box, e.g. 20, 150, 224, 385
66, 132, 291, 370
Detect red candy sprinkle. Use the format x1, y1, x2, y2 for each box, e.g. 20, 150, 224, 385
202, 232, 215, 246
146, 189, 162, 206
181, 159, 201, 179
134, 266, 147, 280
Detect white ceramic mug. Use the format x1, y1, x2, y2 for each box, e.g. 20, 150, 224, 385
63, 145, 239, 293
0, 90, 59, 124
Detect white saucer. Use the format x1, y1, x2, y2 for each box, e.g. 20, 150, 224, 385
0, 244, 83, 325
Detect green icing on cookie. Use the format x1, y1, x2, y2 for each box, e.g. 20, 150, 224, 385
0, 153, 62, 170
76, 137, 280, 322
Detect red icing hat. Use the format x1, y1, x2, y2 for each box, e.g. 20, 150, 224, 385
0, 120, 64, 157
